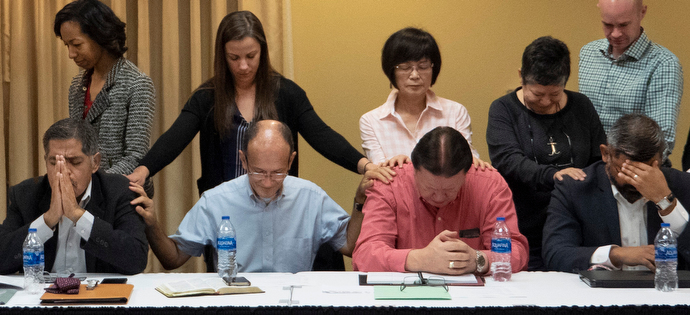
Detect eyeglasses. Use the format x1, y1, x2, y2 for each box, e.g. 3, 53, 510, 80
247, 171, 288, 180
395, 61, 433, 75
246, 162, 289, 181
400, 272, 448, 292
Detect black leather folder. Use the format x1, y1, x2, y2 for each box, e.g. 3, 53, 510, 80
579, 270, 690, 288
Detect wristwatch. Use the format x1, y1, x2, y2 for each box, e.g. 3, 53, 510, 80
475, 250, 486, 274
354, 199, 364, 212
656, 193, 676, 211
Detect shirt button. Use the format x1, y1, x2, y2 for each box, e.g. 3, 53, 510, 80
437, 217, 442, 221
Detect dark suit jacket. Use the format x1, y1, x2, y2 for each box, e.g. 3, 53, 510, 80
542, 161, 690, 273
0, 170, 148, 275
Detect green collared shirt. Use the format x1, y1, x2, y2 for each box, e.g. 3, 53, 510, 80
578, 29, 684, 154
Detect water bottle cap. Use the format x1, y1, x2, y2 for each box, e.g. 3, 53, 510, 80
496, 217, 505, 221
661, 223, 670, 227
28, 228, 37, 233
222, 216, 230, 220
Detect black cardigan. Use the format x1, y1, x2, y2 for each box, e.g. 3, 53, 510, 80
139, 76, 364, 194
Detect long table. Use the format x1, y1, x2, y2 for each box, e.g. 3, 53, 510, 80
2, 271, 689, 313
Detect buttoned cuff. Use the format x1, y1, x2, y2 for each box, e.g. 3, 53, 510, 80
30, 214, 55, 244
75, 211, 95, 241
660, 201, 689, 235
590, 245, 617, 269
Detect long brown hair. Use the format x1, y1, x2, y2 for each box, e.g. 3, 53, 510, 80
211, 11, 278, 137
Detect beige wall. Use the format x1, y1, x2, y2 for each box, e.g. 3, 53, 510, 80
289, 1, 690, 268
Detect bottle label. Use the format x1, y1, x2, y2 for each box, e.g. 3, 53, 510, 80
655, 245, 677, 261
23, 251, 44, 266
491, 238, 511, 254
217, 237, 236, 251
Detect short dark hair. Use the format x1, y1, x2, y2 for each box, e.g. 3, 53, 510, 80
521, 36, 570, 86
411, 127, 472, 177
241, 120, 294, 155
54, 0, 127, 58
381, 27, 441, 89
607, 114, 667, 162
43, 118, 99, 156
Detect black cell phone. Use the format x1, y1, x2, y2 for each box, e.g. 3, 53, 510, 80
101, 277, 127, 284
222, 276, 250, 286
458, 228, 480, 238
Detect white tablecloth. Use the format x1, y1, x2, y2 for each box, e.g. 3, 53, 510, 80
2, 271, 689, 308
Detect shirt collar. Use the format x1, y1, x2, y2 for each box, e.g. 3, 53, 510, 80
610, 184, 647, 207
600, 27, 650, 61
243, 175, 286, 207
378, 89, 443, 120
78, 179, 93, 208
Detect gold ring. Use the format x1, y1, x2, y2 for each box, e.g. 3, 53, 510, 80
449, 261, 455, 269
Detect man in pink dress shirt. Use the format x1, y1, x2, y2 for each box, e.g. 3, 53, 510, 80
352, 127, 528, 275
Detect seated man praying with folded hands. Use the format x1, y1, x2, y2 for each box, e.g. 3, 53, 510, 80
352, 126, 528, 275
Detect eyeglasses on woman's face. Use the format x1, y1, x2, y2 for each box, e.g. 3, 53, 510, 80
395, 60, 433, 75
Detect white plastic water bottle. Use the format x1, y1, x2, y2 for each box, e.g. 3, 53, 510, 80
491, 217, 512, 282
654, 222, 677, 292
217, 216, 237, 279
23, 228, 45, 294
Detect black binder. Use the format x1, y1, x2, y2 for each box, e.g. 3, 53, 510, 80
579, 270, 690, 288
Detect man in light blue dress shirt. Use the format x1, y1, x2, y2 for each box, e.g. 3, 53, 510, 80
131, 120, 378, 273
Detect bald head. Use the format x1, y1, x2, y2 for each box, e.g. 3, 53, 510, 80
597, 0, 646, 57
598, 0, 644, 13
239, 120, 296, 199
241, 120, 294, 157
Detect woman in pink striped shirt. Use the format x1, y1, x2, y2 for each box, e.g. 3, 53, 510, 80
359, 27, 491, 169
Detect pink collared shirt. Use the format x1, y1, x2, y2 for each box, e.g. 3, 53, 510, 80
360, 89, 478, 164
352, 163, 529, 273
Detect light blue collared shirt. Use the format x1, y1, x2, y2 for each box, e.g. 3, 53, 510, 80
170, 175, 350, 273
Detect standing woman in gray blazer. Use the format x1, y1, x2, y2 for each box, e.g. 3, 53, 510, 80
54, 0, 155, 195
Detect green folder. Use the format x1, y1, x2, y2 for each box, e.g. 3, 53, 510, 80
374, 285, 451, 300
0, 289, 17, 305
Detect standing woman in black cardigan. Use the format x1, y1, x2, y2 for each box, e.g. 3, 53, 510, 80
55, 0, 156, 196
128, 11, 376, 194
127, 11, 381, 271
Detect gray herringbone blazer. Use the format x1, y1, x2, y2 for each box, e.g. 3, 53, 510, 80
68, 58, 155, 178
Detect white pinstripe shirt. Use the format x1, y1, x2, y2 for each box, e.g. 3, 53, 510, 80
359, 89, 478, 164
